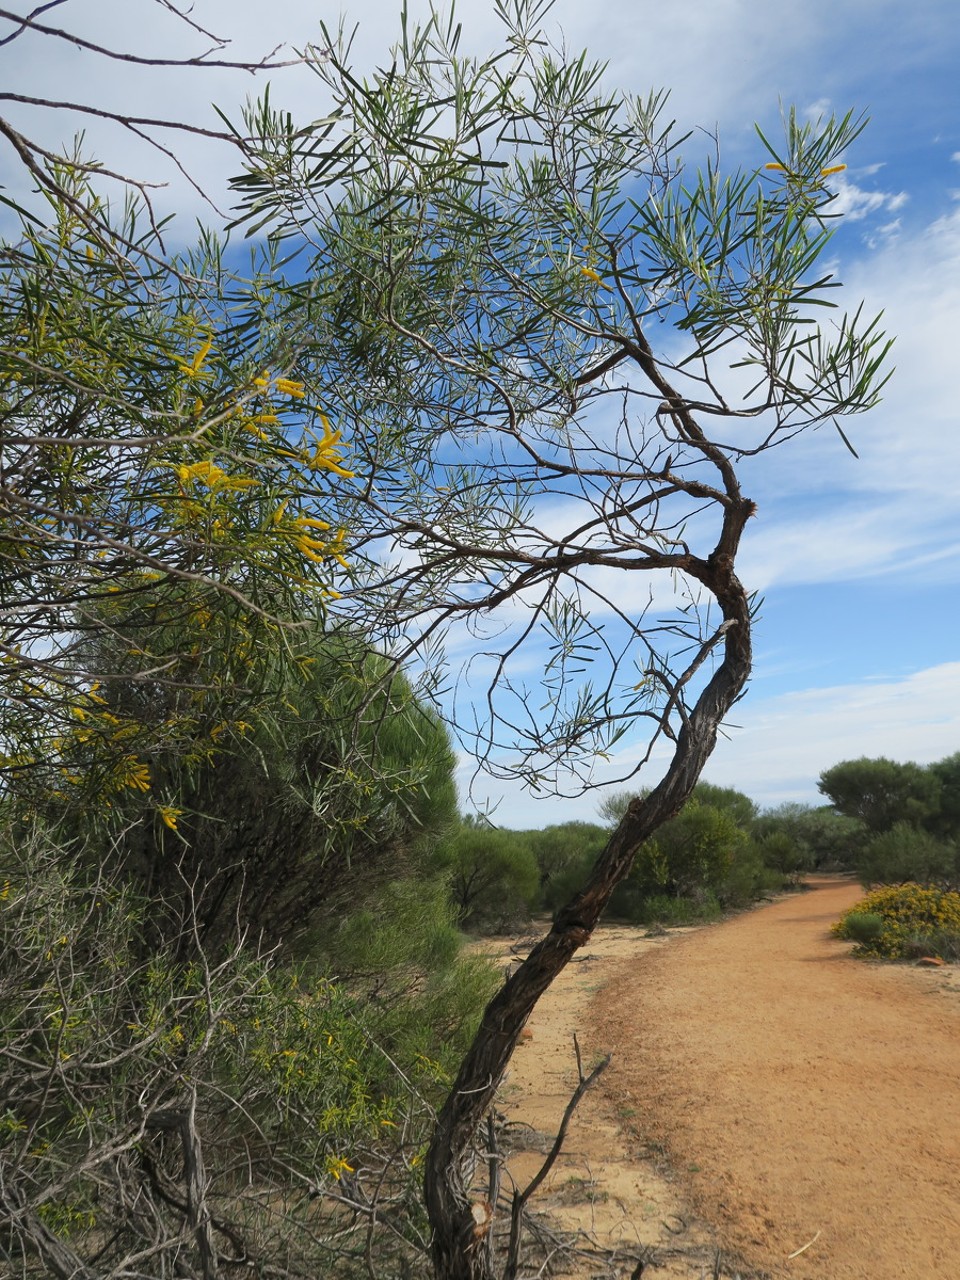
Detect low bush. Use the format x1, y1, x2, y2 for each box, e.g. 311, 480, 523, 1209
857, 822, 957, 889
902, 928, 960, 962
632, 892, 722, 927
839, 911, 885, 946
716, 845, 786, 908
833, 883, 960, 959
0, 824, 495, 1277
443, 823, 539, 931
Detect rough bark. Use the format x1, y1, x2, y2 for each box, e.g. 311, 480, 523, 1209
424, 504, 754, 1280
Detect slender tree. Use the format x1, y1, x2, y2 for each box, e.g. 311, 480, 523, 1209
229, 4, 892, 1274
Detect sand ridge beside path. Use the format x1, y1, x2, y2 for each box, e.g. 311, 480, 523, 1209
590, 877, 960, 1279
480, 924, 721, 1277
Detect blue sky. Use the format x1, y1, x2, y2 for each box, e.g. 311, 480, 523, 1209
3, 0, 959, 823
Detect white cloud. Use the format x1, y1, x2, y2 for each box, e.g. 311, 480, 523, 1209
864, 218, 902, 250
0, 0, 947, 230
701, 662, 960, 808
828, 175, 909, 222
4, 0, 958, 831
739, 506, 905, 591
802, 98, 834, 124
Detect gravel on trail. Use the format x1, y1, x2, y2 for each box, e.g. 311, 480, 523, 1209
590, 876, 960, 1279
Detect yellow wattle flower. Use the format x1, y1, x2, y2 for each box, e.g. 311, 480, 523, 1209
159, 806, 182, 831
579, 265, 613, 290
275, 377, 306, 398
177, 340, 213, 379
820, 164, 847, 177
325, 1156, 355, 1182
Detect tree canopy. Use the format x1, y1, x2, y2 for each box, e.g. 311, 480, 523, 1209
818, 752, 960, 888
224, 9, 889, 1272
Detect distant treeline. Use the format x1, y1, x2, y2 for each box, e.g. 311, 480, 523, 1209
448, 752, 960, 932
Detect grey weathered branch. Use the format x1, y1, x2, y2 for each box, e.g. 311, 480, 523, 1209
503, 1035, 612, 1280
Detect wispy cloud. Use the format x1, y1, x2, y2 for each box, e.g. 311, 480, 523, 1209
701, 661, 960, 807
829, 175, 909, 222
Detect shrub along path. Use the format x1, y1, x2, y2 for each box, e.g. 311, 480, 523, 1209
590, 876, 960, 1279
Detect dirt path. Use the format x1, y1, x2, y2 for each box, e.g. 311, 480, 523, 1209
483, 924, 720, 1277
590, 877, 960, 1279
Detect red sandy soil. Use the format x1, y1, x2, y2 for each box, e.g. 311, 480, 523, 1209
590, 877, 960, 1279
487, 923, 720, 1277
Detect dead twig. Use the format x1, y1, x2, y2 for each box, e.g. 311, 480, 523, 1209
787, 1229, 821, 1259
502, 1033, 612, 1280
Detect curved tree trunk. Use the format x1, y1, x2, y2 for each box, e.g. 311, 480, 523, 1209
424, 529, 754, 1279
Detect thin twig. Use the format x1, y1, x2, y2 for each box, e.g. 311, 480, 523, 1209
503, 1034, 612, 1280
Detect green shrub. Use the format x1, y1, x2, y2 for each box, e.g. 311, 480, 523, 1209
443, 823, 539, 931
857, 822, 957, 889
840, 911, 885, 946
0, 824, 494, 1276
833, 883, 960, 959
308, 875, 499, 1076
926, 929, 960, 961
901, 929, 960, 962
753, 802, 863, 871
753, 829, 810, 876
529, 822, 606, 903
633, 892, 722, 927
716, 842, 786, 907
541, 852, 595, 912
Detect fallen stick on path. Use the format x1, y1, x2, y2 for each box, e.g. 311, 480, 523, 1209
787, 1230, 821, 1259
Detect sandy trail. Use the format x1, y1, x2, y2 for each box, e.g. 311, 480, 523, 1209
484, 924, 719, 1277
590, 877, 960, 1279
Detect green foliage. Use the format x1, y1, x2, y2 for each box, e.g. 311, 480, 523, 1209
816, 753, 960, 886
833, 883, 960, 959
818, 757, 941, 834
529, 821, 607, 896
752, 802, 863, 871
0, 832, 397, 1272
752, 828, 809, 876
0, 169, 356, 791
14, 606, 459, 954
595, 785, 787, 921
0, 820, 493, 1276
857, 822, 957, 890
307, 875, 500, 1077
596, 789, 638, 827
616, 796, 744, 906
839, 911, 885, 946
909, 928, 960, 962
225, 6, 891, 800
0, 5, 898, 1275
531, 822, 609, 886
631, 892, 723, 927
719, 841, 786, 907
689, 782, 759, 829
926, 752, 960, 842
444, 823, 539, 931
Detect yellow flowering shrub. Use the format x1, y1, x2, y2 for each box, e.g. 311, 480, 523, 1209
833, 883, 960, 958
